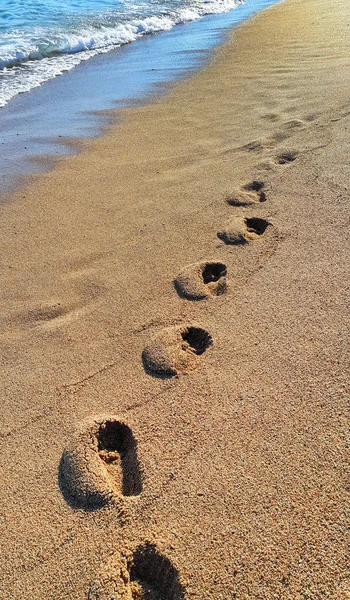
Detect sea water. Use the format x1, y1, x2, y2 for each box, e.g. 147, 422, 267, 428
0, 0, 245, 108
0, 0, 281, 193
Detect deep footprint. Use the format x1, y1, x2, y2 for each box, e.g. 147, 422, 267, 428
277, 150, 298, 164
89, 544, 185, 600
129, 543, 185, 600
174, 261, 227, 300
142, 325, 213, 377
59, 416, 142, 509
245, 217, 269, 236
217, 216, 270, 245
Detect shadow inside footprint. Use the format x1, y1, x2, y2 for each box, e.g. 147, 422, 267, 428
202, 262, 226, 284
129, 543, 185, 600
98, 420, 142, 497
181, 327, 211, 356
245, 217, 269, 236
59, 417, 142, 510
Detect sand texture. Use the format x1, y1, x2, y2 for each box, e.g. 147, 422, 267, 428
0, 0, 349, 597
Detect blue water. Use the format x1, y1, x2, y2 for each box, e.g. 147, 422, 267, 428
0, 0, 281, 194
0, 0, 243, 106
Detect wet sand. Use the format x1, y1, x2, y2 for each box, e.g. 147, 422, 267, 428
0, 0, 349, 597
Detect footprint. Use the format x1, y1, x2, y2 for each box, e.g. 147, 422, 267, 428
217, 216, 270, 245
128, 543, 185, 600
227, 181, 267, 206
270, 131, 290, 144
9, 280, 102, 331
174, 261, 227, 300
3, 301, 84, 335
59, 416, 142, 510
305, 113, 318, 122
242, 134, 292, 154
282, 119, 305, 130
242, 140, 264, 153
142, 325, 212, 378
258, 160, 278, 172
276, 150, 298, 165
12, 303, 70, 329
89, 543, 185, 600
24, 305, 66, 322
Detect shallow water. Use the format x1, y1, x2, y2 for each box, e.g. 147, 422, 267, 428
0, 0, 243, 107
0, 0, 281, 194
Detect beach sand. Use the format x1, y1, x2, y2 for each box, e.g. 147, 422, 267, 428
0, 0, 349, 597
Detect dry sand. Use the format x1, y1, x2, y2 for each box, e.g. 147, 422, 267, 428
0, 0, 349, 597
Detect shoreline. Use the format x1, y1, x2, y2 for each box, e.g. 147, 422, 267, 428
0, 0, 349, 597
0, 0, 281, 196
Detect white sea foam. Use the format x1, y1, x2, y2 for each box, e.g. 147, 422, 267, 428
0, 0, 242, 108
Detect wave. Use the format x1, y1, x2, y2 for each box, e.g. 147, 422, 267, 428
0, 0, 242, 107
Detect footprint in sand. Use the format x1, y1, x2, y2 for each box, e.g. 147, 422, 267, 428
142, 324, 212, 378
23, 304, 66, 322
217, 216, 271, 245
59, 416, 142, 509
174, 261, 227, 300
241, 139, 265, 153
282, 118, 305, 130
226, 180, 267, 206
241, 118, 303, 155
240, 131, 290, 153
9, 278, 104, 332
276, 149, 298, 165
12, 303, 72, 330
89, 543, 185, 600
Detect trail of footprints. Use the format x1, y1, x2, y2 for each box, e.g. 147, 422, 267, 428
58, 147, 297, 597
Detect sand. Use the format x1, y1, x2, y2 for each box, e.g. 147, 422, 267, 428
0, 0, 349, 597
